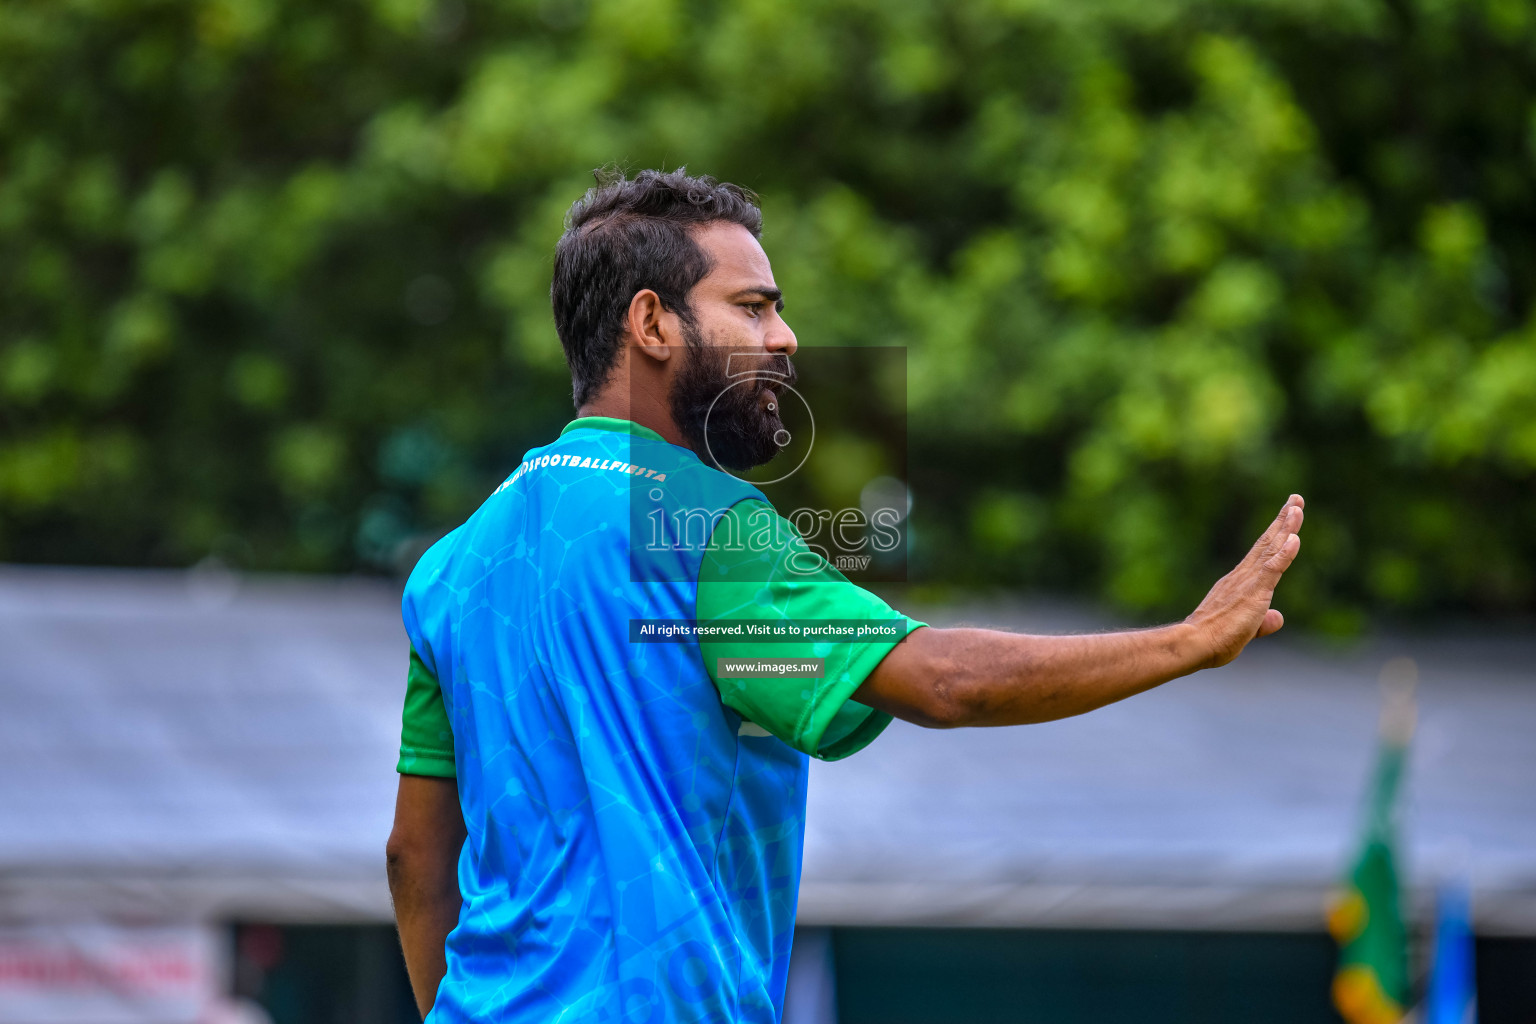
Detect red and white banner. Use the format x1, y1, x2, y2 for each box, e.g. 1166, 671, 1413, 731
0, 923, 218, 1023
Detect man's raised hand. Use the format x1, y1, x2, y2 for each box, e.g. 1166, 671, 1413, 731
1184, 494, 1305, 669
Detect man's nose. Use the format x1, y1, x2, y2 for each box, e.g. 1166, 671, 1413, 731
765, 318, 797, 357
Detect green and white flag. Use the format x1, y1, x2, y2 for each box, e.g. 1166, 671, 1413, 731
1329, 657, 1415, 1024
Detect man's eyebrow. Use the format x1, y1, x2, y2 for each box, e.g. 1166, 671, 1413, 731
728, 287, 785, 310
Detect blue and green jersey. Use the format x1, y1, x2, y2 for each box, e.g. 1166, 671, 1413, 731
399, 416, 921, 1023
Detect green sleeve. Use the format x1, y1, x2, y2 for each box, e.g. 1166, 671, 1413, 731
697, 499, 925, 761
397, 646, 456, 777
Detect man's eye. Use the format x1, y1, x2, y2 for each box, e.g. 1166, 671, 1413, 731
743, 303, 761, 318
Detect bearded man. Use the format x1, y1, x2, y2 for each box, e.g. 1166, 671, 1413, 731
384, 169, 1305, 1023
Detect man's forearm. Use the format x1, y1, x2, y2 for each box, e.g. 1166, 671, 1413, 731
934, 624, 1206, 727
860, 623, 1209, 728
389, 857, 461, 1017
387, 774, 466, 1018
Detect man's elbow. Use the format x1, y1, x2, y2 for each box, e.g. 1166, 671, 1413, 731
911, 675, 978, 730
864, 637, 981, 729
385, 835, 404, 885
385, 827, 423, 893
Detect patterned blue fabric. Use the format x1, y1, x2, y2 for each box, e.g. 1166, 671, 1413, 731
402, 421, 808, 1023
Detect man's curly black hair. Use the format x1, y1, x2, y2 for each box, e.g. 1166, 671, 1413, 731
551, 167, 763, 407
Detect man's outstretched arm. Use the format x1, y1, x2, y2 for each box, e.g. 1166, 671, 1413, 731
386, 774, 466, 1018
855, 495, 1305, 728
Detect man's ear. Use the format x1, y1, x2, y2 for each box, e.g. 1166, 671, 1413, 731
626, 289, 680, 364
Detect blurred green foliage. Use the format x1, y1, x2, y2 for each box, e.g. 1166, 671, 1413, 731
3, 0, 1535, 627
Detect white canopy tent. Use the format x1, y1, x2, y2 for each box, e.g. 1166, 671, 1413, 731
2, 565, 1533, 934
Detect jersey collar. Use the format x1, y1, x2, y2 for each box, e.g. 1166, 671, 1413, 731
560, 416, 669, 444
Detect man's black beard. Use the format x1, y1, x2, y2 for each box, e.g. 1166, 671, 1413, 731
669, 327, 796, 472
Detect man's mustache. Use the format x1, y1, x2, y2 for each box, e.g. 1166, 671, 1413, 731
736, 354, 796, 392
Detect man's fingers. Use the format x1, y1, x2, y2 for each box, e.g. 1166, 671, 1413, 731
1262, 531, 1301, 575
1270, 495, 1305, 543
1247, 495, 1306, 563
1267, 506, 1303, 549
1257, 608, 1284, 637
